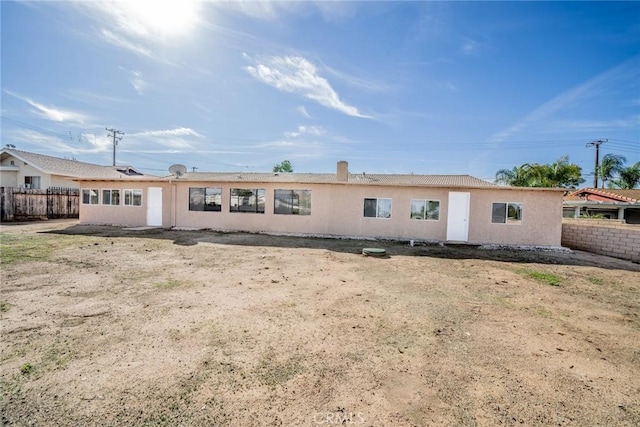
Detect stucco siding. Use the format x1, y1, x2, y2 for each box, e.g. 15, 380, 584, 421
77, 179, 562, 247
79, 182, 171, 227
0, 171, 18, 187
467, 189, 563, 246
50, 175, 78, 188
172, 182, 451, 241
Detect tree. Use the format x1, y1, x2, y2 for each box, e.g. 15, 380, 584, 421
597, 154, 626, 188
495, 164, 534, 187
495, 156, 584, 188
273, 160, 293, 173
611, 161, 640, 189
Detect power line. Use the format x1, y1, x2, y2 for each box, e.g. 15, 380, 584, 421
106, 128, 124, 166
586, 139, 607, 188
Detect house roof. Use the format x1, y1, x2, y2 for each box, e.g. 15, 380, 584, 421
173, 171, 500, 187
0, 149, 148, 179
567, 188, 640, 203
76, 167, 566, 191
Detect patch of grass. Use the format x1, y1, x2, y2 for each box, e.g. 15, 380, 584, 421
529, 305, 553, 318
253, 355, 302, 388
520, 269, 561, 286
154, 279, 182, 289
0, 301, 10, 312
20, 363, 33, 374
0, 233, 91, 265
496, 296, 516, 308
587, 276, 604, 285
1, 234, 53, 264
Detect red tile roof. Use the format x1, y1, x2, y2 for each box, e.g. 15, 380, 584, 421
567, 188, 640, 203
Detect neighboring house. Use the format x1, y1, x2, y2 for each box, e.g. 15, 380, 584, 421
0, 148, 143, 189
76, 161, 565, 247
563, 188, 640, 224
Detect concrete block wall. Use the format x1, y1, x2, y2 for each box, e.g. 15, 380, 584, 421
562, 218, 640, 263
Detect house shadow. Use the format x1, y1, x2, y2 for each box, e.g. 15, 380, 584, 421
44, 224, 640, 272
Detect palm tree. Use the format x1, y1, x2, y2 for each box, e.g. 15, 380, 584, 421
611, 162, 640, 189
598, 154, 626, 188
495, 164, 533, 186
495, 156, 583, 188
548, 155, 583, 188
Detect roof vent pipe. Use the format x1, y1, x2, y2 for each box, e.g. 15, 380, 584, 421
337, 160, 348, 182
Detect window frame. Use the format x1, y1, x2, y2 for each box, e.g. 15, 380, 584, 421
189, 187, 222, 212
102, 189, 121, 206
363, 197, 392, 219
81, 188, 99, 205
230, 188, 265, 214
123, 189, 143, 207
491, 202, 523, 225
24, 176, 41, 189
409, 199, 440, 221
274, 189, 311, 215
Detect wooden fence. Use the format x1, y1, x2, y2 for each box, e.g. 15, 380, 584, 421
0, 187, 80, 221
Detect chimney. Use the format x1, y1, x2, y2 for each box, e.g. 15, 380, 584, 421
336, 161, 349, 182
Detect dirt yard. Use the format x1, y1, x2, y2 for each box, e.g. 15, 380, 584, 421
1, 220, 639, 426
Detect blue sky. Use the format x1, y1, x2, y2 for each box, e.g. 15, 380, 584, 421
1, 1, 638, 181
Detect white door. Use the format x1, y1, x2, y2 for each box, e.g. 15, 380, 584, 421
146, 187, 163, 227
446, 192, 470, 242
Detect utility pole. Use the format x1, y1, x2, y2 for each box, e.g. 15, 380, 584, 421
106, 128, 124, 166
586, 139, 607, 188
191, 166, 198, 172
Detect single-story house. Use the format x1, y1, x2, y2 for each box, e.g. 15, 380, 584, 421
563, 188, 640, 224
76, 161, 565, 247
0, 148, 143, 189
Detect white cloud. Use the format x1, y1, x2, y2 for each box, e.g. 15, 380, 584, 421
130, 127, 204, 138
119, 67, 147, 95
545, 116, 640, 133
101, 29, 154, 59
77, 1, 203, 61
245, 55, 371, 118
312, 1, 357, 23
488, 57, 640, 144
8, 129, 110, 154
297, 106, 312, 118
285, 125, 326, 139
80, 132, 113, 151
5, 91, 87, 124
222, 1, 283, 21
461, 39, 478, 55
128, 127, 204, 149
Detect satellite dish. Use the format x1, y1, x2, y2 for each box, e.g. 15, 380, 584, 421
169, 164, 187, 177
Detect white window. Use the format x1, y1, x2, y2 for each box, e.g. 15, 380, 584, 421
230, 188, 265, 214
102, 189, 120, 205
274, 189, 311, 215
82, 189, 99, 205
492, 202, 522, 224
124, 189, 143, 206
364, 198, 391, 218
25, 176, 41, 189
189, 187, 222, 211
410, 199, 440, 221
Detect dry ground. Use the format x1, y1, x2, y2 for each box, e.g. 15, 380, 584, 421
1, 220, 639, 426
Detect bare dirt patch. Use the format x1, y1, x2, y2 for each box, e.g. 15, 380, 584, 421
1, 220, 639, 426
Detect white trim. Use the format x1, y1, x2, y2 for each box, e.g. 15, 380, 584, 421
363, 197, 392, 219
491, 201, 523, 225
123, 189, 143, 207
409, 198, 441, 221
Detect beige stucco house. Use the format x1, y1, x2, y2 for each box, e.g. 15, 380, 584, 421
0, 148, 143, 189
76, 161, 565, 247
